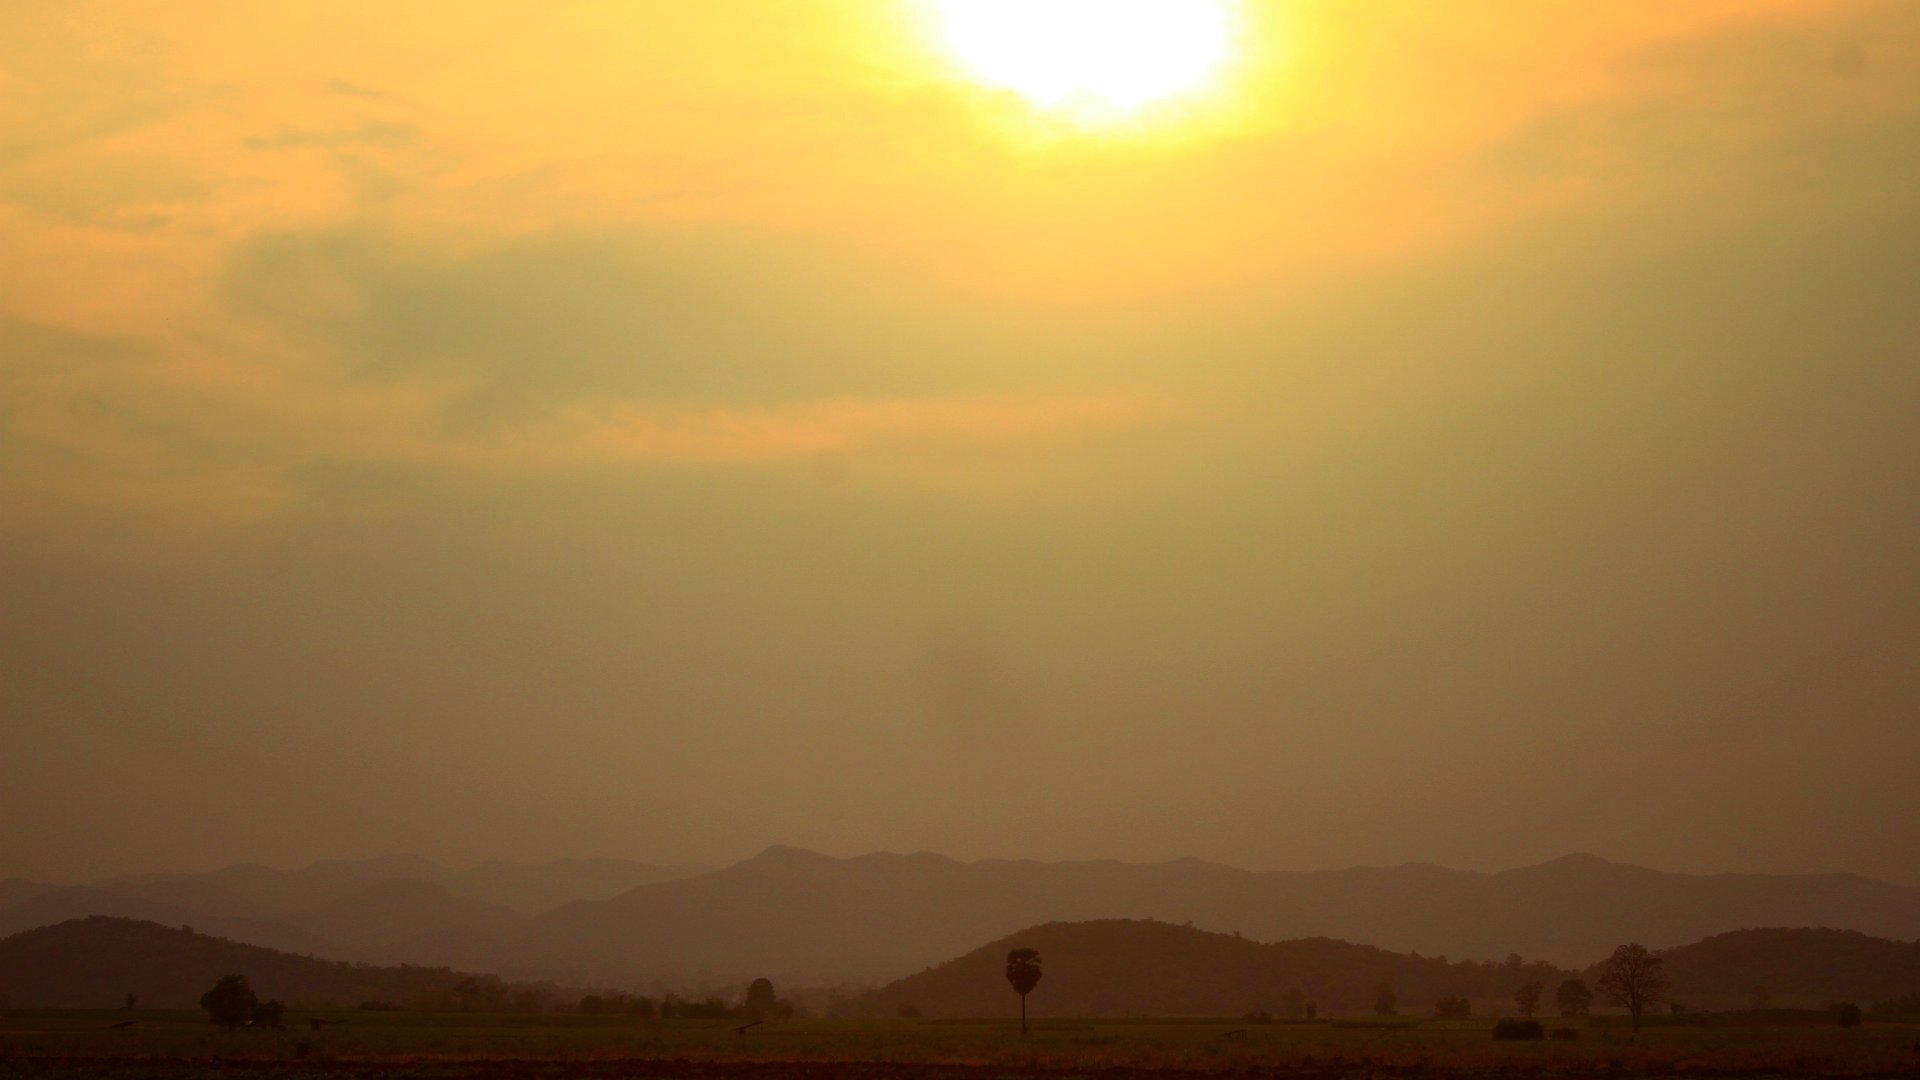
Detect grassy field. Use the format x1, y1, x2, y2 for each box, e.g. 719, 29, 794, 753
2, 1009, 1917, 1078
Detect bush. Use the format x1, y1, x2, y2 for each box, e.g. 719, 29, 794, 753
201, 975, 259, 1028
1434, 995, 1471, 1020
1836, 1003, 1863, 1029
1492, 1019, 1545, 1041
1550, 1027, 1580, 1040
1372, 984, 1397, 1017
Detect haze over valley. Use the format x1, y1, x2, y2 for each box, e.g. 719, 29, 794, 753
6, 848, 1919, 992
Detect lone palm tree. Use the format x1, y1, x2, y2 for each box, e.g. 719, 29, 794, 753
1005, 948, 1042, 1035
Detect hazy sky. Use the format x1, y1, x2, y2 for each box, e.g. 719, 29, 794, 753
4, 1, 1918, 886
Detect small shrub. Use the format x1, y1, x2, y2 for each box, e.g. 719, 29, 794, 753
1492, 1019, 1545, 1041
1435, 995, 1472, 1020
200, 975, 258, 1029
1550, 1027, 1580, 1040
1373, 984, 1398, 1017
1836, 1003, 1863, 1028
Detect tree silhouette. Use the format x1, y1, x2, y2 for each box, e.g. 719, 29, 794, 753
1515, 980, 1544, 1017
1372, 983, 1397, 1017
1597, 944, 1669, 1033
1005, 948, 1042, 1035
744, 978, 777, 1020
200, 974, 258, 1029
1556, 978, 1592, 1017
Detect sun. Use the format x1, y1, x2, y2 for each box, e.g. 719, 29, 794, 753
929, 0, 1237, 123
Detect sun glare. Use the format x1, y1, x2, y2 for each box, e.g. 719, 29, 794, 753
930, 0, 1236, 123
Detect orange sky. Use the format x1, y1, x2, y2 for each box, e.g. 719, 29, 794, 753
3, 1, 1918, 884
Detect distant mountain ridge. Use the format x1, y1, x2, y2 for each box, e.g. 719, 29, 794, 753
98, 854, 710, 917
5, 849, 1916, 989
491, 846, 1920, 986
0, 855, 707, 972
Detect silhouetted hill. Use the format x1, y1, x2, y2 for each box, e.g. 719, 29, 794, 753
0, 918, 493, 1008
1600, 928, 1920, 1010
498, 846, 1920, 985
0, 887, 330, 957
864, 919, 1568, 1018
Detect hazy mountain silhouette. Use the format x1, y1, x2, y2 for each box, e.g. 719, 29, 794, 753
447, 859, 709, 913
865, 919, 1568, 1018
99, 854, 705, 919
0, 887, 330, 957
0, 879, 53, 908
1598, 927, 1920, 1009
495, 847, 1920, 985
286, 879, 526, 964
14, 850, 1917, 989
97, 855, 448, 921
0, 856, 704, 971
0, 917, 520, 1009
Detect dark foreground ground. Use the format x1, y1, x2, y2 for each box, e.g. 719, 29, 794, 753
4, 1010, 1917, 1079
7, 1057, 1920, 1080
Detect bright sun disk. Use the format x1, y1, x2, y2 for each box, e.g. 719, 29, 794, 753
931, 0, 1234, 120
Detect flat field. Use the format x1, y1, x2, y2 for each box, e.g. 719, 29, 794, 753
2, 1010, 1916, 1079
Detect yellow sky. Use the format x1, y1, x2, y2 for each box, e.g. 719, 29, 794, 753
6, 0, 1908, 542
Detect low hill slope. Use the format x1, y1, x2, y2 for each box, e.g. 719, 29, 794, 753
1632, 928, 1920, 1009
864, 918, 1569, 1018
0, 887, 331, 956
0, 917, 493, 1008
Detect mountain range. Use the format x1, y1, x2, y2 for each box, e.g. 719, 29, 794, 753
0, 855, 704, 970
4, 849, 1918, 988
491, 847, 1920, 986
